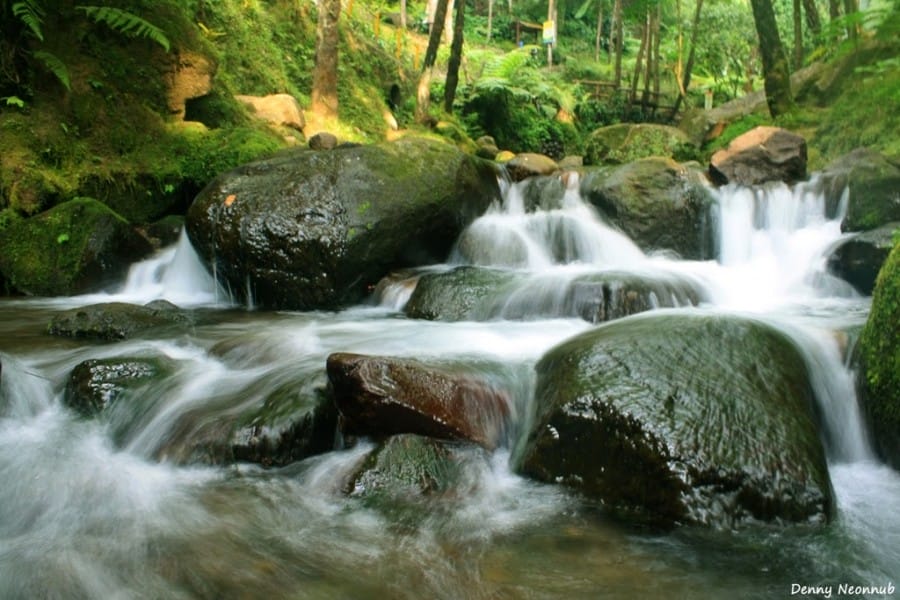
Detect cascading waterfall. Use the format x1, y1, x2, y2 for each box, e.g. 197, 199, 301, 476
0, 169, 896, 598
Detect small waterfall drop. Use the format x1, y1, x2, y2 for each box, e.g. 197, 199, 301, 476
116, 230, 231, 307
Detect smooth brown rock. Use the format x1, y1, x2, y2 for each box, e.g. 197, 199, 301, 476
709, 126, 807, 186
236, 93, 305, 131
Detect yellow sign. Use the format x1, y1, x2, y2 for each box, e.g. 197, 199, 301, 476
542, 20, 555, 45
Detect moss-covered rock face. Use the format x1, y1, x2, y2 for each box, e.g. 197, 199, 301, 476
47, 301, 192, 341
0, 198, 153, 297
518, 313, 834, 528
186, 137, 500, 310
64, 356, 175, 417
860, 242, 900, 468
404, 266, 705, 323
584, 124, 692, 166
818, 148, 900, 233
580, 159, 715, 260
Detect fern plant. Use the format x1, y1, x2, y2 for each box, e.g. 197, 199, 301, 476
4, 0, 71, 90
76, 6, 171, 52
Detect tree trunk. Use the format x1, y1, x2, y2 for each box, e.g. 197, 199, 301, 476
793, 0, 803, 69
311, 0, 341, 119
547, 0, 556, 67
630, 11, 648, 108
444, 0, 465, 112
750, 0, 794, 117
444, 0, 455, 43
612, 0, 623, 85
487, 0, 494, 42
670, 0, 704, 117
416, 0, 449, 122
595, 1, 603, 62
652, 5, 661, 99
843, 0, 859, 39
802, 0, 821, 34
401, 0, 407, 30
828, 0, 840, 20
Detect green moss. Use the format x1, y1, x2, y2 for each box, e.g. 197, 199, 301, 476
860, 242, 900, 466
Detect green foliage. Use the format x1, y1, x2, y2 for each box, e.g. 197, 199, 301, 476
76, 6, 171, 52
32, 50, 70, 90
2, 95, 25, 108
12, 0, 45, 40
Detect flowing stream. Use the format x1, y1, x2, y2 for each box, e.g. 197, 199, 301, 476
0, 174, 897, 599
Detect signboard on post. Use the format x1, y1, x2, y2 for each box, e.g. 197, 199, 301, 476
542, 20, 555, 45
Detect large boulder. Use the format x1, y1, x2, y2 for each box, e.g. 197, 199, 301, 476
0, 198, 153, 296
580, 158, 716, 259
818, 148, 900, 232
186, 137, 500, 310
326, 353, 511, 449
504, 153, 559, 182
826, 223, 898, 295
64, 356, 175, 417
404, 266, 705, 322
859, 242, 900, 468
584, 123, 692, 166
519, 313, 834, 528
709, 126, 807, 186
47, 300, 192, 341
236, 93, 305, 131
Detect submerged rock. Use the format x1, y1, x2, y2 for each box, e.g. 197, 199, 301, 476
818, 148, 900, 232
48, 300, 192, 341
709, 126, 807, 187
859, 243, 900, 469
519, 313, 834, 528
344, 434, 486, 501
186, 137, 499, 310
0, 198, 152, 297
826, 222, 898, 295
64, 356, 175, 417
580, 158, 715, 260
327, 353, 510, 449
404, 266, 704, 323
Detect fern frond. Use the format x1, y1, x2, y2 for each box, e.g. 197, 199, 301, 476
483, 49, 532, 80
33, 50, 70, 90
12, 0, 46, 41
76, 6, 171, 52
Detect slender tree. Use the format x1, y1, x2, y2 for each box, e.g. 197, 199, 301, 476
594, 0, 604, 62
802, 0, 821, 34
415, 0, 449, 121
487, 0, 494, 42
612, 0, 623, 86
443, 0, 465, 112
750, 0, 794, 116
670, 0, 704, 117
311, 0, 341, 119
793, 0, 803, 69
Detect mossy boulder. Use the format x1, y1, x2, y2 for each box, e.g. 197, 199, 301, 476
584, 123, 692, 167
404, 266, 705, 323
186, 137, 500, 310
64, 356, 176, 417
47, 300, 193, 341
818, 148, 900, 232
826, 223, 898, 295
709, 126, 807, 187
0, 198, 153, 297
859, 242, 900, 468
327, 353, 511, 449
518, 313, 834, 528
580, 158, 716, 259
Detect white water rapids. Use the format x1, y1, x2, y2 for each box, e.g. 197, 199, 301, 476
0, 173, 896, 598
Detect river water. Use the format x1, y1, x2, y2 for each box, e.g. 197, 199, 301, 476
0, 175, 897, 599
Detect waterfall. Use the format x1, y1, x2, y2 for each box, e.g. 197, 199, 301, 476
116, 230, 231, 307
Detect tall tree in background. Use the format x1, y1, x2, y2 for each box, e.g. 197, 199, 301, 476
802, 0, 821, 35
311, 0, 341, 119
750, 0, 793, 116
670, 0, 704, 117
793, 0, 803, 69
416, 0, 449, 121
443, 0, 465, 112
612, 0, 623, 86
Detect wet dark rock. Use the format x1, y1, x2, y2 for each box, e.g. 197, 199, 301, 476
344, 434, 486, 501
309, 131, 338, 150
404, 266, 705, 323
818, 148, 900, 232
327, 353, 510, 449
0, 198, 153, 297
580, 158, 716, 260
143, 215, 185, 249
519, 313, 834, 528
47, 301, 193, 341
826, 222, 898, 295
64, 356, 175, 417
859, 243, 900, 469
709, 126, 807, 186
186, 137, 499, 310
